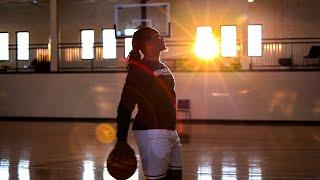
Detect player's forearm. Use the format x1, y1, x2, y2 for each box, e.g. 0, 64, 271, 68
116, 103, 132, 142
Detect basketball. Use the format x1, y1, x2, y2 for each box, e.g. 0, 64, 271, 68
107, 143, 137, 180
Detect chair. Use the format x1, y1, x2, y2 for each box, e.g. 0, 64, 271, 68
177, 99, 191, 120
0, 65, 10, 72
176, 99, 191, 143
305, 46, 320, 59
279, 58, 293, 67
304, 46, 320, 65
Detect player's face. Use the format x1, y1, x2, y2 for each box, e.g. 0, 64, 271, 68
148, 30, 167, 52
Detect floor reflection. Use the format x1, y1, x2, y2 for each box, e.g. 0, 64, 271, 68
197, 165, 212, 180
0, 159, 30, 180
103, 160, 139, 180
249, 166, 262, 180
0, 159, 9, 180
1, 122, 320, 179
0, 158, 264, 180
83, 160, 94, 180
0, 158, 141, 180
82, 160, 139, 180
222, 164, 237, 180
18, 160, 30, 180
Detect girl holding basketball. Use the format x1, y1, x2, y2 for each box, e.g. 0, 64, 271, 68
115, 27, 182, 180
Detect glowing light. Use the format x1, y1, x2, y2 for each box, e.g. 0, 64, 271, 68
279, 44, 282, 52
211, 92, 230, 97
96, 102, 111, 110
0, 33, 9, 60
83, 160, 94, 180
92, 85, 107, 93
197, 165, 212, 180
249, 166, 262, 180
17, 32, 29, 60
221, 26, 237, 57
81, 30, 95, 59
222, 165, 237, 180
18, 160, 30, 180
248, 25, 262, 57
48, 39, 51, 61
269, 90, 297, 117
103, 29, 117, 59
194, 26, 219, 60
125, 29, 138, 58
0, 159, 9, 180
95, 124, 116, 144
36, 48, 49, 62
239, 89, 250, 94
248, 0, 255, 2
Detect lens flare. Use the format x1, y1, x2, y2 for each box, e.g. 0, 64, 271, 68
194, 26, 220, 60
95, 124, 116, 144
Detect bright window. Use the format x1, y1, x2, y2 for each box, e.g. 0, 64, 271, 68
17, 32, 29, 60
18, 160, 30, 180
0, 159, 9, 180
0, 33, 9, 60
81, 30, 94, 59
221, 26, 237, 57
249, 166, 262, 180
197, 165, 212, 180
124, 29, 137, 58
248, 25, 262, 57
194, 26, 219, 60
102, 29, 116, 59
222, 165, 237, 180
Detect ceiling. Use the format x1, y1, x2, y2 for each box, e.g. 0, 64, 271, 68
0, 0, 49, 4
0, 0, 124, 3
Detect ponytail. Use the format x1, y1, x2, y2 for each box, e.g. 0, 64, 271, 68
128, 48, 141, 62
127, 27, 150, 65
128, 32, 141, 65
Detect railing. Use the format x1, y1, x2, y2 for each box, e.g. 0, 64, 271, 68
251, 38, 320, 70
1, 38, 320, 73
58, 42, 128, 72
0, 44, 49, 72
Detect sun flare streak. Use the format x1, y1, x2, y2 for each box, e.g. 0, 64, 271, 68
194, 26, 220, 60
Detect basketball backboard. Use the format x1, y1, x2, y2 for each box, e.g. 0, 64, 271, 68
114, 2, 171, 38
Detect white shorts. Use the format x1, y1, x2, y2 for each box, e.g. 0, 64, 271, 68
133, 129, 182, 179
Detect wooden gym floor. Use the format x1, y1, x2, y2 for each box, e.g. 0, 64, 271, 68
0, 120, 320, 180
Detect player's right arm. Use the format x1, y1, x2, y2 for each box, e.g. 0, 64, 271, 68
116, 64, 138, 142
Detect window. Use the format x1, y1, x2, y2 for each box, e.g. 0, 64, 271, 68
248, 25, 262, 57
221, 26, 237, 57
124, 29, 137, 58
194, 26, 219, 60
81, 30, 94, 59
0, 33, 9, 60
17, 32, 29, 60
102, 29, 116, 59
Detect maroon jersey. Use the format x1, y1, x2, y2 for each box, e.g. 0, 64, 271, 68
116, 59, 176, 141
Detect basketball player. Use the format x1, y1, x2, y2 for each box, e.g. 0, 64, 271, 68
115, 27, 182, 180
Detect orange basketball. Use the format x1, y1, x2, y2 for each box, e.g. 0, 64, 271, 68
107, 143, 137, 180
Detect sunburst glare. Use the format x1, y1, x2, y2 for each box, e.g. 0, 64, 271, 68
194, 26, 220, 60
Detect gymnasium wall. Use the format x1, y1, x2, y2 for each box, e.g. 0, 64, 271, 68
1, 71, 319, 121
1, 0, 320, 43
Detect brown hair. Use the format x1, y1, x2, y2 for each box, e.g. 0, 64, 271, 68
128, 27, 158, 62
